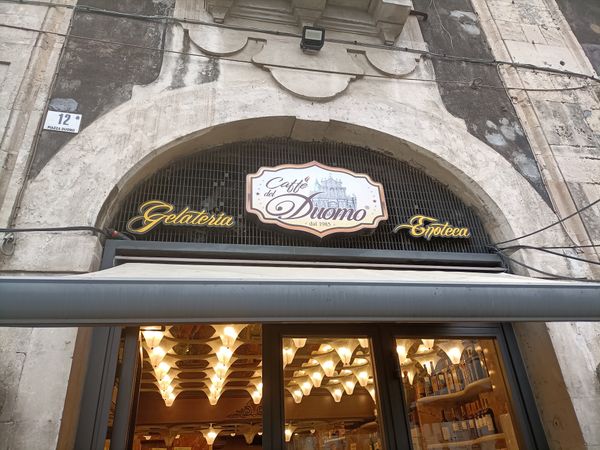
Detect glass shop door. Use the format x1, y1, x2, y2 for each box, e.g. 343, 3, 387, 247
102, 324, 543, 450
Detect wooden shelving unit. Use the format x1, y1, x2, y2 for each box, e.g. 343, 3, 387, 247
417, 378, 493, 408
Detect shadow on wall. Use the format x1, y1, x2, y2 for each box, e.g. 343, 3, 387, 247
412, 0, 550, 205
556, 0, 600, 74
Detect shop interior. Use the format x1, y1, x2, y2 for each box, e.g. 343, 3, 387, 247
111, 324, 524, 450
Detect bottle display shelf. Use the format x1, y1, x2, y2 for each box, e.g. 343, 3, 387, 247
416, 377, 492, 407
426, 432, 505, 449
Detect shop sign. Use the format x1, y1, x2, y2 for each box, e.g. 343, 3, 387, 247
126, 200, 235, 234
246, 161, 388, 238
393, 215, 471, 240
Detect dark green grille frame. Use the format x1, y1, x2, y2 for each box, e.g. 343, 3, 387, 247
111, 139, 492, 254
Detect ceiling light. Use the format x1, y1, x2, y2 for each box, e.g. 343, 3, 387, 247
326, 383, 344, 402
287, 386, 303, 403
285, 424, 296, 442
202, 425, 220, 445
421, 338, 435, 350
313, 351, 340, 377
395, 339, 414, 365
142, 330, 164, 349
212, 324, 247, 347
437, 340, 464, 365
332, 339, 358, 365
292, 337, 307, 348
366, 380, 377, 403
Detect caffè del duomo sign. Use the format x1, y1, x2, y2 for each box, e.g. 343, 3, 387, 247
246, 162, 388, 238
126, 161, 471, 240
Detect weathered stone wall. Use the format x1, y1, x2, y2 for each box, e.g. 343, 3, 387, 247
471, 0, 600, 448
0, 0, 599, 449
0, 3, 79, 450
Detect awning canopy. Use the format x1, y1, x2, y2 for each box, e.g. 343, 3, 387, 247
0, 263, 599, 325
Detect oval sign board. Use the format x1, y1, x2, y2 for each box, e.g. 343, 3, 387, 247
246, 161, 388, 238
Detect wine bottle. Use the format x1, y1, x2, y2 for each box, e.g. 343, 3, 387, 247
460, 360, 472, 385
430, 366, 439, 394
451, 408, 462, 442
467, 403, 479, 439
474, 399, 488, 436
441, 410, 451, 442
470, 348, 486, 380
415, 376, 424, 399
424, 372, 433, 397
450, 364, 464, 391
445, 367, 456, 393
437, 370, 448, 395
481, 398, 497, 435
477, 349, 490, 377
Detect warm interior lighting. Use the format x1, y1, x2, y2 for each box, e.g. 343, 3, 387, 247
314, 351, 340, 377
285, 425, 296, 442
250, 388, 262, 404
366, 380, 377, 402
307, 367, 323, 387
412, 352, 441, 375
212, 324, 247, 347
153, 361, 171, 379
282, 338, 301, 367
332, 339, 358, 365
421, 338, 435, 350
201, 425, 220, 445
437, 340, 464, 364
148, 346, 167, 366
358, 338, 369, 348
326, 381, 344, 402
292, 338, 307, 348
142, 330, 164, 349
287, 386, 303, 403
395, 339, 413, 365
403, 363, 417, 385
342, 376, 357, 395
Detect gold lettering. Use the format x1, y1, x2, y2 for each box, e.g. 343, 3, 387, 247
126, 200, 235, 234
393, 215, 470, 241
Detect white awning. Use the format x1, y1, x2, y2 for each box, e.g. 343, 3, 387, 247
0, 263, 598, 325
77, 263, 570, 284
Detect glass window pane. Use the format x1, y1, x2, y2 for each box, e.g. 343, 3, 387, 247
134, 324, 263, 449
282, 336, 384, 449
396, 337, 525, 450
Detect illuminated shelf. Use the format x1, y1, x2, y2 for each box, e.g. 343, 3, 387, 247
416, 378, 492, 407
426, 433, 505, 449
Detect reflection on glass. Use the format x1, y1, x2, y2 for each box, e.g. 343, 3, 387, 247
396, 338, 524, 450
283, 337, 383, 449
133, 324, 262, 449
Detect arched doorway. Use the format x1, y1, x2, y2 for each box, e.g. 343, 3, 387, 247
66, 136, 552, 450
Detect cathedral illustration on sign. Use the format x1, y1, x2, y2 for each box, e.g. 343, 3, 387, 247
311, 175, 358, 209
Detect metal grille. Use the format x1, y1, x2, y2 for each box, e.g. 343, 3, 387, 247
112, 139, 492, 253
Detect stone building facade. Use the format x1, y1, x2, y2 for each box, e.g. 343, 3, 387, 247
0, 0, 599, 449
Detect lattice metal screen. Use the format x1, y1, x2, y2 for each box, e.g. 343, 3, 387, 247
111, 139, 492, 253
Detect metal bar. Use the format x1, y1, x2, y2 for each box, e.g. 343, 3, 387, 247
109, 327, 140, 450
262, 325, 283, 449
371, 325, 409, 449
74, 327, 122, 450
105, 240, 504, 269
1, 278, 599, 325
113, 255, 506, 273
501, 324, 550, 450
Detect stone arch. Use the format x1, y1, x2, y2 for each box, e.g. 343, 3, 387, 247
8, 83, 571, 273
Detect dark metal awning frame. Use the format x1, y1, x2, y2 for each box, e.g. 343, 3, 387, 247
0, 240, 599, 326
